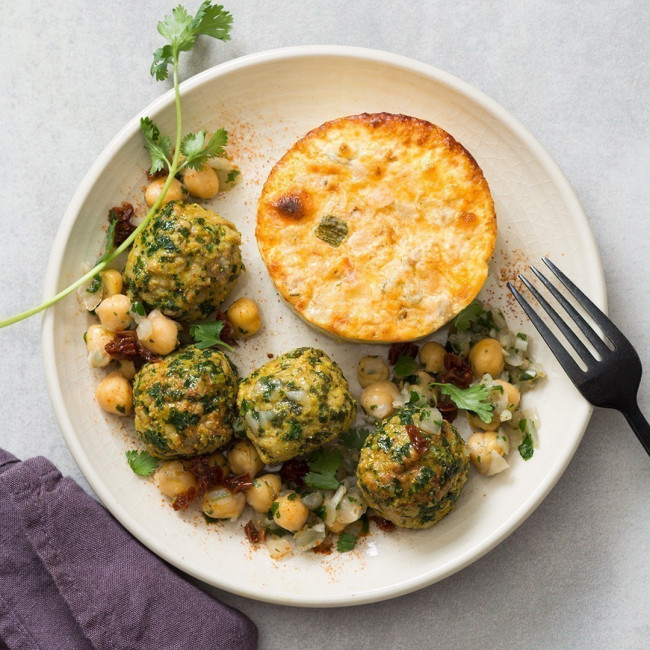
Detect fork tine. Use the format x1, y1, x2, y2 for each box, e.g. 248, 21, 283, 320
530, 265, 611, 357
518, 274, 596, 364
542, 258, 624, 347
507, 282, 583, 383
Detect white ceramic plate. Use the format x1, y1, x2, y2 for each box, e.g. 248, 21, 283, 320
42, 46, 605, 607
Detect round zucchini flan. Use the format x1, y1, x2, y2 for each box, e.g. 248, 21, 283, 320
256, 112, 497, 343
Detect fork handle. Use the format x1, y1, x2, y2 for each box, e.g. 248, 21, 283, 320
621, 401, 650, 456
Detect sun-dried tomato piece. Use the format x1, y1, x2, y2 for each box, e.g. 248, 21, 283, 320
311, 541, 333, 555
183, 455, 225, 493
437, 395, 459, 423
223, 473, 253, 494
280, 459, 309, 487
214, 310, 238, 348
244, 520, 264, 544
110, 202, 137, 246
388, 342, 420, 366
440, 353, 473, 388
368, 515, 396, 532
406, 424, 430, 455
172, 486, 198, 511
105, 330, 161, 364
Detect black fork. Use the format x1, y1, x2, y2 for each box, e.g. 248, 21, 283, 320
508, 258, 650, 456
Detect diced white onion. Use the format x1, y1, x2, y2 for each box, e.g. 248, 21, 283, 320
244, 411, 260, 435
514, 336, 529, 352
505, 351, 524, 367
256, 409, 276, 431
294, 523, 326, 551
136, 318, 153, 341
285, 390, 310, 407
300, 492, 323, 510
266, 535, 292, 560
486, 450, 510, 476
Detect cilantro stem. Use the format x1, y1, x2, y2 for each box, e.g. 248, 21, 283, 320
0, 60, 184, 329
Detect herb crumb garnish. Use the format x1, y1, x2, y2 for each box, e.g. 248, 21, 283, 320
314, 215, 349, 247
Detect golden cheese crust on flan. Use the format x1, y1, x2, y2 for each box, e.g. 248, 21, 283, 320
256, 113, 497, 342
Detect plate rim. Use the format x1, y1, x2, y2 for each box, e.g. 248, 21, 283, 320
41, 45, 603, 607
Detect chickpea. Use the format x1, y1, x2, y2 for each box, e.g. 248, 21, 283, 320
357, 355, 390, 388
183, 163, 220, 199
228, 439, 264, 478
493, 380, 521, 411
202, 487, 246, 521
467, 411, 501, 431
246, 473, 282, 513
137, 310, 180, 356
467, 431, 509, 475
226, 298, 261, 338
469, 338, 505, 377
360, 381, 401, 420
95, 294, 133, 332
101, 269, 123, 297
272, 492, 309, 532
206, 451, 229, 476
115, 359, 136, 380
96, 371, 133, 415
85, 324, 115, 368
419, 341, 446, 374
145, 176, 186, 208
154, 460, 197, 498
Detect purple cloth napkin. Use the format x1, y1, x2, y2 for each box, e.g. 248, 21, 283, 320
0, 449, 257, 650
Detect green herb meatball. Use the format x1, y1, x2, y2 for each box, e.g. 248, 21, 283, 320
237, 347, 356, 463
357, 403, 469, 529
124, 202, 243, 321
133, 346, 238, 459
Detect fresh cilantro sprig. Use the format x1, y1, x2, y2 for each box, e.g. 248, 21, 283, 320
126, 450, 159, 476
433, 382, 494, 423
189, 320, 234, 351
304, 448, 341, 490
0, 2, 233, 329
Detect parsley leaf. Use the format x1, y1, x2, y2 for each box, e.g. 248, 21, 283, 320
453, 300, 484, 331
304, 448, 341, 490
125, 450, 159, 476
393, 355, 418, 378
181, 128, 228, 170
140, 117, 173, 174
338, 427, 371, 450
337, 532, 357, 552
433, 383, 494, 423
226, 169, 240, 184
189, 320, 234, 351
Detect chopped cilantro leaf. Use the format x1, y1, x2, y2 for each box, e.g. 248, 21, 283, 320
226, 169, 240, 183
130, 301, 146, 316
433, 383, 494, 423
337, 532, 357, 552
453, 301, 484, 331
189, 320, 234, 351
518, 432, 534, 460
339, 427, 370, 450
393, 355, 418, 378
125, 450, 159, 476
304, 448, 341, 490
